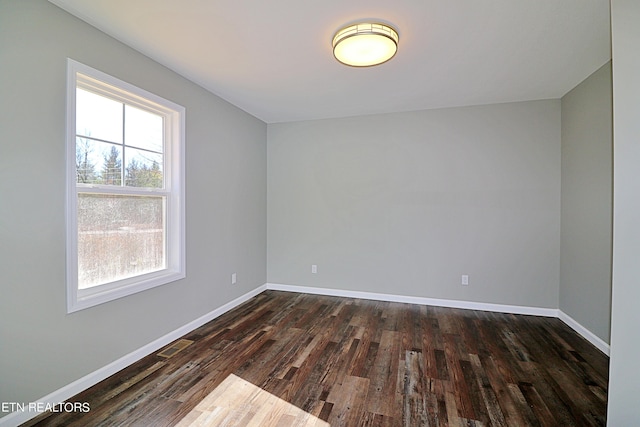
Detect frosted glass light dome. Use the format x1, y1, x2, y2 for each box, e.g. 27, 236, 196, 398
332, 23, 399, 67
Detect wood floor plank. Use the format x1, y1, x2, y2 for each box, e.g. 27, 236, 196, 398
468, 354, 507, 427
325, 375, 370, 426
402, 350, 430, 426
365, 329, 401, 417
478, 353, 529, 427
443, 333, 476, 421
22, 291, 609, 427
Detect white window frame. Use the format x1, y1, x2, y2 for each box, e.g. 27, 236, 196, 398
66, 59, 185, 313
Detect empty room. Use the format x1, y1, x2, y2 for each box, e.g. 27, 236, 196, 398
1, 0, 639, 426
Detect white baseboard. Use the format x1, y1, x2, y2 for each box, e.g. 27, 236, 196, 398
558, 310, 610, 355
266, 283, 559, 317
0, 285, 267, 427
2, 282, 609, 427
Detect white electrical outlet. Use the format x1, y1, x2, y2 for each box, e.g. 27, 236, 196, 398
461, 275, 469, 286
231, 273, 237, 285
311, 265, 317, 274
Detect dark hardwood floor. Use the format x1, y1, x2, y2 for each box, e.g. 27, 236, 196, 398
23, 290, 608, 426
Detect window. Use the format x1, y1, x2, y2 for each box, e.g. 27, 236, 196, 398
66, 59, 185, 312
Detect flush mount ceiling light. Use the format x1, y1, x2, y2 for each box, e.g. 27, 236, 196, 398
332, 22, 399, 67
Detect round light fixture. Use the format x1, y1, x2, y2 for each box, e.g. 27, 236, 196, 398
332, 22, 399, 67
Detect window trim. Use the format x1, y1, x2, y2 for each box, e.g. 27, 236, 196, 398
66, 59, 186, 313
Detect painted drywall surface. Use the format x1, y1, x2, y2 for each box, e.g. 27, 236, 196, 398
608, 0, 640, 423
267, 100, 561, 308
559, 62, 612, 344
0, 0, 266, 409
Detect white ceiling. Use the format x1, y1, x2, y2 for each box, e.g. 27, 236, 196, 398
49, 0, 611, 124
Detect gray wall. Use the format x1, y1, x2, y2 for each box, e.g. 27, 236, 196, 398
608, 0, 640, 422
267, 100, 561, 308
559, 62, 612, 344
0, 0, 266, 410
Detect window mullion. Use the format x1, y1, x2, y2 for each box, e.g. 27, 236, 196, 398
121, 103, 126, 187
76, 185, 170, 197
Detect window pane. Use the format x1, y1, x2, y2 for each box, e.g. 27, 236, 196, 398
124, 147, 163, 188
125, 104, 163, 153
76, 88, 123, 143
77, 194, 166, 289
76, 138, 123, 185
